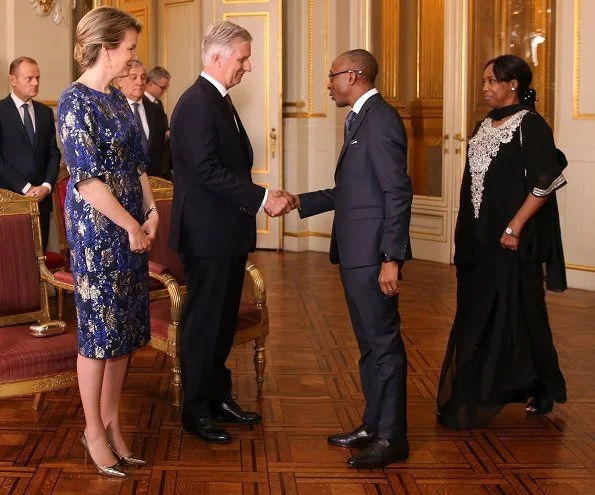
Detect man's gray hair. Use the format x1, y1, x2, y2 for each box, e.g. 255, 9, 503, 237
202, 20, 252, 66
130, 60, 145, 71
147, 66, 170, 82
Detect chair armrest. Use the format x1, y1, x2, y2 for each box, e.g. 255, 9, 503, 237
149, 268, 183, 323
149, 260, 171, 276
39, 258, 75, 291
245, 261, 267, 307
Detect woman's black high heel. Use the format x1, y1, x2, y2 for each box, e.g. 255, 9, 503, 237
525, 390, 567, 416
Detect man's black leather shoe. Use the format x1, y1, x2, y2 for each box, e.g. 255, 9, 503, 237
327, 424, 377, 448
210, 399, 262, 425
182, 417, 231, 443
347, 438, 409, 468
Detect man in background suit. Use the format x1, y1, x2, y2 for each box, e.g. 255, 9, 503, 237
116, 61, 168, 178
145, 66, 172, 180
0, 56, 60, 251
291, 49, 413, 468
169, 20, 290, 443
145, 66, 171, 111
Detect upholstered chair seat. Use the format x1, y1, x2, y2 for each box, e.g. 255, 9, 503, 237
0, 325, 77, 382
0, 189, 79, 409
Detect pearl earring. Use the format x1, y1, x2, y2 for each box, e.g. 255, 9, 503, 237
512, 87, 516, 91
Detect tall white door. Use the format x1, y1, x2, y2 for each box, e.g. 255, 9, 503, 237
404, 0, 469, 264
203, 0, 283, 249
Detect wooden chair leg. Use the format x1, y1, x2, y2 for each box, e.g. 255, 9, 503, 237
57, 287, 64, 320
32, 392, 44, 410
254, 336, 266, 397
171, 356, 182, 407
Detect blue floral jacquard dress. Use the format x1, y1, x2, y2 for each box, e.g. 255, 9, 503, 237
58, 83, 150, 359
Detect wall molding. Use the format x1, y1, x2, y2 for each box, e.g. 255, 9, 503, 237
573, 0, 595, 119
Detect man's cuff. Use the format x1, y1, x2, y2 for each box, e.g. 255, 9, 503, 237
42, 182, 52, 193
22, 183, 32, 194
258, 188, 269, 212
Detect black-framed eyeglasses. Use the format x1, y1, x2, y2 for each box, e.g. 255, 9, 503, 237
152, 81, 169, 91
328, 69, 364, 79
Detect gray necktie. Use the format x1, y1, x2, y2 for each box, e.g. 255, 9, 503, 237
132, 102, 148, 153
22, 102, 35, 145
344, 110, 356, 137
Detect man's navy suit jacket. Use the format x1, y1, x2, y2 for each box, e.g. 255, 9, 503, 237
169, 76, 265, 258
0, 95, 60, 212
299, 93, 413, 268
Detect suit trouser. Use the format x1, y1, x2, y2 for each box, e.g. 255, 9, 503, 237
179, 255, 247, 418
39, 208, 50, 252
340, 264, 407, 440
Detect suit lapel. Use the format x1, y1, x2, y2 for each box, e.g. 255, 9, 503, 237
232, 107, 253, 165
198, 77, 253, 166
3, 96, 31, 147
199, 77, 237, 133
336, 93, 381, 167
142, 97, 156, 144
32, 101, 41, 149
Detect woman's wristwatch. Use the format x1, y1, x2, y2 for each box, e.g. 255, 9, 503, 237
144, 205, 159, 220
505, 226, 519, 238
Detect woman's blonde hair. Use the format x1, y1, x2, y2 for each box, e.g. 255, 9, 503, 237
74, 6, 142, 71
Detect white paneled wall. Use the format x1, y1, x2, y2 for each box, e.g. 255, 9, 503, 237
555, 0, 595, 289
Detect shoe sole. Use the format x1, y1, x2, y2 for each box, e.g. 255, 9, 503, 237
213, 416, 262, 425
327, 438, 376, 449
182, 426, 233, 443
347, 455, 409, 469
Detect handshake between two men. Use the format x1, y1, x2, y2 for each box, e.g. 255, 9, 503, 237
263, 189, 301, 217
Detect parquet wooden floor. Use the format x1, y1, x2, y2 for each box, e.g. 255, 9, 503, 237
1, 251, 595, 494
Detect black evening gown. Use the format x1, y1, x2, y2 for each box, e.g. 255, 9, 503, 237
437, 107, 567, 429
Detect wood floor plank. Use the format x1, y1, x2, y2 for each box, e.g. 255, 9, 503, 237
1, 252, 594, 493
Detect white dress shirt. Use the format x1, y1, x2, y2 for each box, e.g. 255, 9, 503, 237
10, 92, 52, 195
127, 98, 150, 140
144, 92, 157, 104
351, 87, 379, 115
199, 71, 268, 210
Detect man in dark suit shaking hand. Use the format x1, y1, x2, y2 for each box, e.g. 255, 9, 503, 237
169, 21, 291, 444
292, 49, 413, 468
0, 57, 60, 251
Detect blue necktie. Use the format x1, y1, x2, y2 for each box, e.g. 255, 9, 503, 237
345, 110, 356, 137
22, 102, 35, 145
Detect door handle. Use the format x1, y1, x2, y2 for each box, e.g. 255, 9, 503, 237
438, 134, 449, 154
453, 133, 466, 154
269, 128, 277, 158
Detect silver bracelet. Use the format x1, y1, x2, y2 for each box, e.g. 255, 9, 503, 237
144, 205, 159, 220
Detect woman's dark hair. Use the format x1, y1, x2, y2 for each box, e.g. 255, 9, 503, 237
484, 54, 536, 108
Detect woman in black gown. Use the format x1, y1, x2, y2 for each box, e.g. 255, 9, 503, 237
437, 55, 568, 429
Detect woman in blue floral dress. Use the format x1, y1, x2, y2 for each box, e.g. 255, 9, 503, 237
58, 7, 158, 477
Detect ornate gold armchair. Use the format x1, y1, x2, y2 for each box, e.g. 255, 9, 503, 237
149, 177, 269, 399
0, 189, 78, 409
